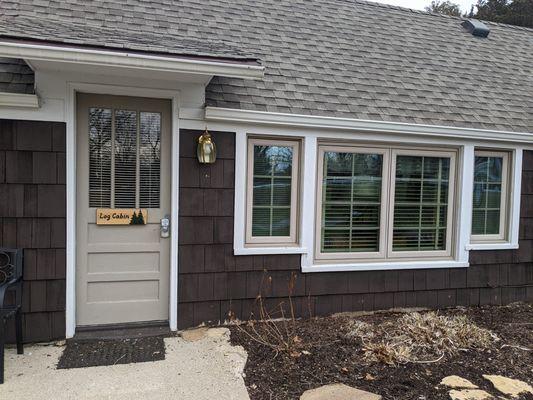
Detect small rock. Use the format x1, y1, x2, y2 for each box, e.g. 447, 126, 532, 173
482, 375, 533, 398
441, 376, 479, 389
181, 327, 208, 342
206, 327, 229, 339
55, 340, 66, 347
300, 383, 382, 400
448, 389, 493, 400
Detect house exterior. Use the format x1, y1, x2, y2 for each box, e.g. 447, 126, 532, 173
0, 0, 532, 343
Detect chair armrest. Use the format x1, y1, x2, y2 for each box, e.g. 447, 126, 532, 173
0, 278, 20, 309
0, 284, 8, 309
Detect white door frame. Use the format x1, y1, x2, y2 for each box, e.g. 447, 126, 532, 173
65, 82, 181, 338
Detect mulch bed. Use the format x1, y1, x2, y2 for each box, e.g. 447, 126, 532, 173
57, 336, 165, 369
229, 303, 533, 400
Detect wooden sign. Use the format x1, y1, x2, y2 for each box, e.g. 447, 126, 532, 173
96, 209, 147, 225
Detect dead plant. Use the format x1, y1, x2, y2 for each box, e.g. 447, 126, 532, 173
229, 271, 305, 358
344, 311, 498, 365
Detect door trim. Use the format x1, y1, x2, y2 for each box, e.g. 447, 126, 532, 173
66, 82, 181, 338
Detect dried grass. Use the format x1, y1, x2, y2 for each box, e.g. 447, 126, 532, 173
345, 311, 498, 365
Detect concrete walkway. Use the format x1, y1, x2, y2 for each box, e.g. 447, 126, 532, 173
0, 328, 250, 400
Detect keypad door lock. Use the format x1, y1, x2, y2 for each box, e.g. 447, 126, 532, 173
160, 215, 170, 238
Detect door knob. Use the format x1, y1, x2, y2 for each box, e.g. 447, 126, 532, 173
160, 215, 170, 238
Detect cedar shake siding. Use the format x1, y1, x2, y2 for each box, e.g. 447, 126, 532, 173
1, 119, 66, 343
178, 129, 533, 329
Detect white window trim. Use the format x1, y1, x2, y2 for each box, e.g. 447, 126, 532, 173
314, 145, 458, 263
230, 122, 524, 266
234, 133, 308, 255
245, 137, 300, 246
467, 148, 522, 251
470, 150, 509, 243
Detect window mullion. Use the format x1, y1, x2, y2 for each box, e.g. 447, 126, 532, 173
110, 109, 116, 208
418, 157, 424, 251
135, 111, 140, 209
349, 154, 355, 252
435, 158, 443, 250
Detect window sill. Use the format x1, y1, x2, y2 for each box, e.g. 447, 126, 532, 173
466, 243, 519, 251
234, 246, 308, 255
302, 260, 469, 272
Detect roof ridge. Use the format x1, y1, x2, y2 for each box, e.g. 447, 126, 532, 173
335, 0, 533, 34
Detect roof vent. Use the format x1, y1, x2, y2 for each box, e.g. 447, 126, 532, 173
462, 19, 490, 38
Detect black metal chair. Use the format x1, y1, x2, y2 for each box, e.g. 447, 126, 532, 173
0, 248, 23, 384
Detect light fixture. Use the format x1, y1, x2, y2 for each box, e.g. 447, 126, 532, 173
197, 128, 216, 164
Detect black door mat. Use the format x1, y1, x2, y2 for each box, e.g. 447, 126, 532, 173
57, 336, 165, 369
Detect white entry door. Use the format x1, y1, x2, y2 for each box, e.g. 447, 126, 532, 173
76, 93, 171, 326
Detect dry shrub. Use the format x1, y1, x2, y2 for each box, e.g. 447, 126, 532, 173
229, 271, 309, 358
345, 311, 498, 365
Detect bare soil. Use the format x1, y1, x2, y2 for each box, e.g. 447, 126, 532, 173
229, 303, 533, 400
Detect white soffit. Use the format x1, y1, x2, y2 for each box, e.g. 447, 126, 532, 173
0, 41, 264, 82
205, 107, 533, 144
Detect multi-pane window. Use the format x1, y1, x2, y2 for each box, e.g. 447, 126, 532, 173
88, 108, 161, 209
246, 138, 299, 246
392, 154, 450, 252
318, 147, 387, 258
471, 151, 509, 241
315, 145, 456, 261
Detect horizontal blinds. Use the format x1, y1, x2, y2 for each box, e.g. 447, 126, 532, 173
88, 108, 112, 208
251, 145, 293, 237
392, 155, 450, 251
321, 152, 383, 253
114, 110, 137, 208
88, 107, 162, 210
139, 112, 161, 208
472, 156, 503, 235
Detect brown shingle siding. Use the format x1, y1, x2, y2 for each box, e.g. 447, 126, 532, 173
1, 119, 66, 343
178, 133, 533, 329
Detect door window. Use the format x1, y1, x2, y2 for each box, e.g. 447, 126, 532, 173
88, 108, 161, 208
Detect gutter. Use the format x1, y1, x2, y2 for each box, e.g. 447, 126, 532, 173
0, 41, 265, 80
205, 107, 533, 144
0, 92, 39, 108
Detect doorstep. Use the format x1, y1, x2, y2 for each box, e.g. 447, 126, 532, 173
73, 321, 172, 341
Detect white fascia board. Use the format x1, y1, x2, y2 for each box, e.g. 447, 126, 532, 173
205, 107, 533, 144
0, 41, 264, 80
0, 92, 39, 108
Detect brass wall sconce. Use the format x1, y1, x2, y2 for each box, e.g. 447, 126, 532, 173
197, 128, 216, 164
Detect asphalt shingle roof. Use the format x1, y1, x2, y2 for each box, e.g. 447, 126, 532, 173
0, 57, 34, 94
1, 0, 532, 132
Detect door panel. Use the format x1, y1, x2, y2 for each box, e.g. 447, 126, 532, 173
76, 93, 171, 326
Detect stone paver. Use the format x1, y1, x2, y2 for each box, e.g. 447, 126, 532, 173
482, 375, 533, 398
181, 327, 209, 342
441, 376, 478, 389
448, 389, 493, 400
300, 383, 382, 400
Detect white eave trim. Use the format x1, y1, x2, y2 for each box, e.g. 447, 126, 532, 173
205, 107, 533, 144
0, 41, 264, 80
0, 92, 39, 108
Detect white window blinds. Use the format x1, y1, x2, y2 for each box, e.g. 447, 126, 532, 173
321, 151, 383, 253
392, 155, 450, 251
88, 108, 161, 209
